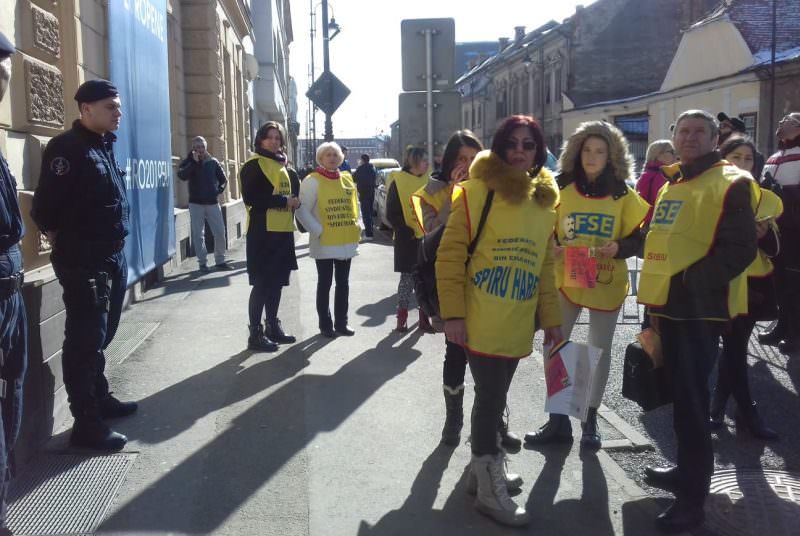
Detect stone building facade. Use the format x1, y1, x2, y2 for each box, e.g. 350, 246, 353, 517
455, 0, 718, 158
0, 0, 293, 459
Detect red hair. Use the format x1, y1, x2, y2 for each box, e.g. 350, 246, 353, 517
491, 115, 547, 174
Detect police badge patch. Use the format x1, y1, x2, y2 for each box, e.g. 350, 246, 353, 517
51, 157, 70, 176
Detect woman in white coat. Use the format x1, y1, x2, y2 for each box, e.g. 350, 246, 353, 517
296, 142, 361, 337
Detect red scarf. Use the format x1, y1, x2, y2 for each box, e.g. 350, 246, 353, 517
315, 166, 341, 180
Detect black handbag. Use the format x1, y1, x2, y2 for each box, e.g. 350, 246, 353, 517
622, 341, 672, 411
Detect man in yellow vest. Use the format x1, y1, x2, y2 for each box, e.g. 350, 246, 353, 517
638, 110, 758, 533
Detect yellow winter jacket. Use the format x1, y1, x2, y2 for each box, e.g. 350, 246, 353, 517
436, 150, 561, 358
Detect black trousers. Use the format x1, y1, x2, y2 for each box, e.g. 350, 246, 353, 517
774, 265, 800, 341
0, 247, 27, 527
248, 280, 283, 327
315, 259, 351, 330
55, 254, 126, 418
467, 353, 519, 456
443, 339, 467, 389
716, 315, 757, 410
660, 318, 722, 504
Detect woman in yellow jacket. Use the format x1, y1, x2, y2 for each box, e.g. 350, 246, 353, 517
525, 121, 650, 450
386, 146, 431, 332
436, 116, 562, 527
710, 135, 781, 439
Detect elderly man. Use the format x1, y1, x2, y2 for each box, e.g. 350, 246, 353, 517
177, 136, 231, 273
638, 110, 758, 533
32, 79, 139, 452
0, 32, 28, 536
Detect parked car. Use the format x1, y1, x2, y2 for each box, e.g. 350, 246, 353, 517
374, 166, 401, 230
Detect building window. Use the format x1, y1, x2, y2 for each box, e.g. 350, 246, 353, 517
464, 109, 470, 128
614, 113, 649, 172
555, 66, 562, 103
545, 73, 551, 105
477, 103, 482, 127
522, 81, 529, 113
533, 77, 540, 109
741, 112, 757, 141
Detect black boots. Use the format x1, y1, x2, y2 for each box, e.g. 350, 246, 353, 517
441, 386, 464, 446
735, 401, 779, 440
524, 414, 573, 445
266, 319, 296, 344
709, 387, 728, 429
498, 407, 522, 450
99, 394, 138, 419
581, 407, 601, 450
248, 324, 278, 352
70, 416, 127, 451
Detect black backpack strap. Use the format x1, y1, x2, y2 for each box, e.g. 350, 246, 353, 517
467, 190, 494, 256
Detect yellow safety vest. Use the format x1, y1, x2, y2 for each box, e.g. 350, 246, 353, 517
245, 155, 295, 233
412, 185, 451, 233
308, 171, 361, 247
639, 162, 760, 318
457, 178, 557, 358
555, 183, 650, 311
391, 170, 428, 238
748, 188, 783, 278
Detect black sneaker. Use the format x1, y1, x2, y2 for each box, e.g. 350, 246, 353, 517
335, 325, 356, 336
215, 262, 235, 271
198, 265, 211, 274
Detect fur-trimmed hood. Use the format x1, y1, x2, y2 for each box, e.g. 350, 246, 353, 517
557, 121, 635, 184
468, 150, 558, 208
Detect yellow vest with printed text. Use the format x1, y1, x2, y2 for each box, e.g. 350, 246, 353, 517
555, 183, 650, 311
638, 162, 760, 318
308, 171, 361, 247
391, 170, 429, 238
245, 154, 295, 232
457, 180, 557, 358
412, 185, 451, 233
748, 188, 783, 278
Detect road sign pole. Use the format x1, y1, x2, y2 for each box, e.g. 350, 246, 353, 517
425, 29, 434, 170
322, 0, 333, 141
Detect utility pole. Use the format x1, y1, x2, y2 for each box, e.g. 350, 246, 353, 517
321, 0, 333, 141
768, 0, 777, 155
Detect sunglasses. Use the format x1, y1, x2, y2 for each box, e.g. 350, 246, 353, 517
504, 140, 537, 152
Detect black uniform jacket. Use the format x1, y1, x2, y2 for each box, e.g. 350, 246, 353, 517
32, 120, 129, 266
0, 152, 24, 254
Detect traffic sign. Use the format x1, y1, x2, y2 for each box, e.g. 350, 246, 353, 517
401, 18, 456, 92
306, 71, 351, 116
398, 91, 461, 158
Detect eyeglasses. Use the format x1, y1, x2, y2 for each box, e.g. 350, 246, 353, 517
504, 140, 537, 152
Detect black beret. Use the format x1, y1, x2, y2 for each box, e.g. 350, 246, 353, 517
74, 79, 119, 104
0, 32, 15, 59
717, 112, 731, 123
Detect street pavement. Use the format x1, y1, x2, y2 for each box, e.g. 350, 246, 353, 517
28, 230, 795, 535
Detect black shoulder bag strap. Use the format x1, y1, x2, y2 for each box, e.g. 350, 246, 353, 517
467, 190, 494, 259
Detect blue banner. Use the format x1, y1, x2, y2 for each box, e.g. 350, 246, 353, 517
108, 0, 174, 285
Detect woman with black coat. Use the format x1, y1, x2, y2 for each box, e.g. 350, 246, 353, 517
240, 121, 300, 351
386, 146, 431, 332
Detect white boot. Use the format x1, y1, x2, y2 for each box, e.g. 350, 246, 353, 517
472, 454, 530, 527
466, 450, 523, 495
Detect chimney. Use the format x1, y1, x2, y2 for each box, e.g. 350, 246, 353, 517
498, 37, 510, 52
514, 26, 526, 42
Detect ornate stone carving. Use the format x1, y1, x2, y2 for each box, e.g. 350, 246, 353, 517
32, 4, 61, 58
24, 59, 65, 128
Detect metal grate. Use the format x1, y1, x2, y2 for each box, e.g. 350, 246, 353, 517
104, 321, 160, 366
7, 453, 136, 535
706, 469, 800, 536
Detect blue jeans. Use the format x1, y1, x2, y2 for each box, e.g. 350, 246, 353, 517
660, 318, 722, 504
0, 245, 27, 527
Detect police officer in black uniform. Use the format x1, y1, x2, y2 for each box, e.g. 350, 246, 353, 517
31, 79, 137, 451
0, 31, 28, 536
